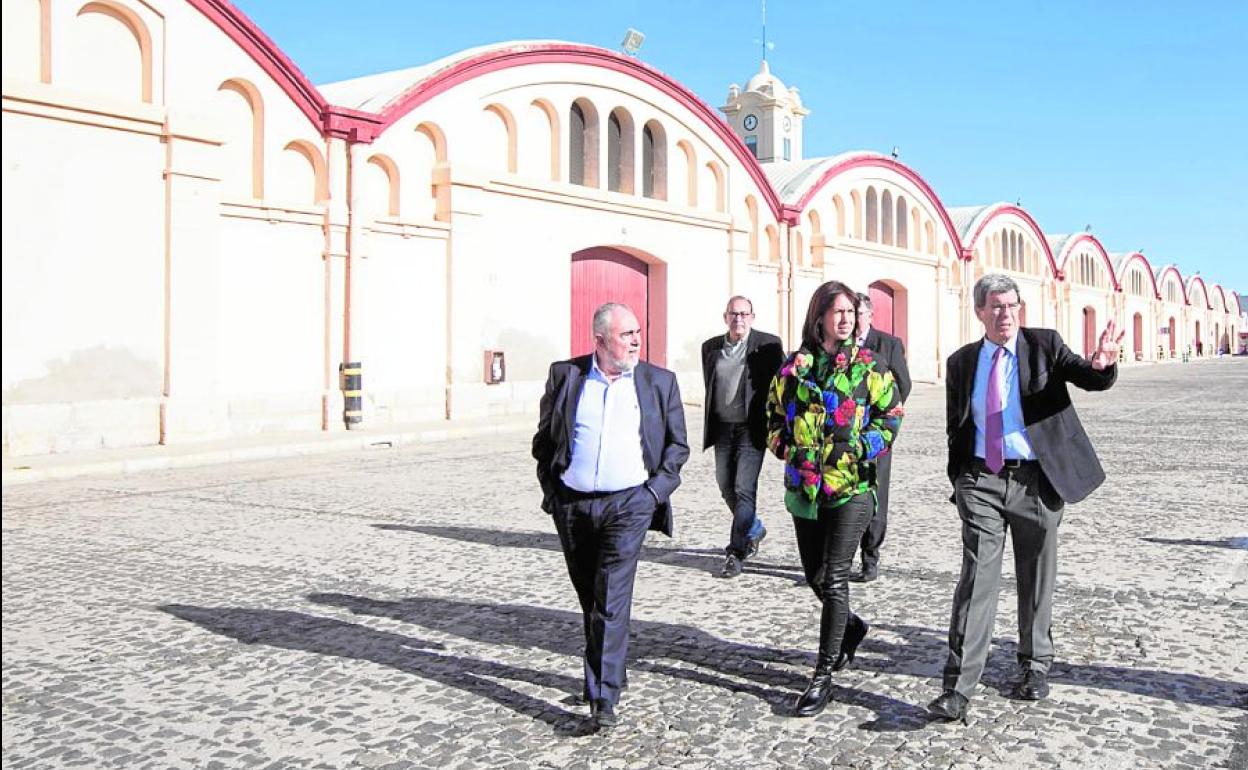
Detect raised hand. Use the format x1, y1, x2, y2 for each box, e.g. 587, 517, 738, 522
1091, 318, 1127, 370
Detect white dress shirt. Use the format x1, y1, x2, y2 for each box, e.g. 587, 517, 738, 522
561, 356, 649, 492
972, 335, 1037, 461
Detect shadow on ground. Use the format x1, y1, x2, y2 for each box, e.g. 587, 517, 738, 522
373, 523, 807, 584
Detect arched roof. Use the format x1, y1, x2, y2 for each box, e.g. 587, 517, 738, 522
767, 152, 963, 255
1155, 265, 1187, 304
1209, 283, 1230, 312
1186, 275, 1212, 309
1048, 233, 1118, 290
189, 0, 367, 134
1111, 252, 1160, 298
319, 40, 789, 220
952, 203, 1059, 277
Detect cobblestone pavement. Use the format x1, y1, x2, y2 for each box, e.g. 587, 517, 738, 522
4, 359, 1247, 770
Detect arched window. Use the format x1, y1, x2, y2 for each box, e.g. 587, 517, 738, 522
531, 99, 561, 181
865, 187, 878, 243
833, 195, 846, 237
765, 224, 780, 263
897, 196, 909, 249
607, 108, 635, 193
705, 161, 725, 212
677, 140, 696, 207
641, 120, 666, 200
925, 220, 935, 254
746, 195, 759, 260
216, 78, 264, 200
850, 190, 862, 239
881, 189, 894, 246
569, 100, 599, 187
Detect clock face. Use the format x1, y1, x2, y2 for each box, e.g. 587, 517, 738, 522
743, 114, 758, 131
783, 116, 792, 132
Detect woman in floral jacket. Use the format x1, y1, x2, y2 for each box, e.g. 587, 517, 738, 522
766, 280, 902, 717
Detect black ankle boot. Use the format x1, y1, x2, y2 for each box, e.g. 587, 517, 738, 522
794, 604, 838, 717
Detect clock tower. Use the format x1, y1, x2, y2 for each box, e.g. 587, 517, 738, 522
720, 60, 809, 163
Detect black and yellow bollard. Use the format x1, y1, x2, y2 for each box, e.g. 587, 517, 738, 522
339, 362, 362, 429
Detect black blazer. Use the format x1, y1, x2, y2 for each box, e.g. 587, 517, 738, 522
946, 327, 1116, 505
862, 327, 912, 404
700, 329, 785, 451
532, 355, 690, 536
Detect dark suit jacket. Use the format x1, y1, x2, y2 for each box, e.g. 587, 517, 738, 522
700, 329, 785, 451
946, 327, 1116, 505
532, 355, 690, 536
862, 327, 912, 404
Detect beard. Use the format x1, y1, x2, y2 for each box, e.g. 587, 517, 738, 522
609, 353, 638, 373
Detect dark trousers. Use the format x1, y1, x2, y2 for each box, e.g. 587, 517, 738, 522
943, 461, 1063, 698
858, 452, 892, 570
552, 484, 654, 707
712, 422, 766, 557
792, 493, 875, 658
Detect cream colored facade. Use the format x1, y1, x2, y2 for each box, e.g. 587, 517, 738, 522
2, 1, 1241, 456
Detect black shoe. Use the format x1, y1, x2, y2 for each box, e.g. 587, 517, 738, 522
832, 614, 869, 671
1011, 669, 1050, 701
718, 554, 744, 579
849, 564, 879, 583
793, 668, 834, 717
747, 527, 768, 557
927, 690, 970, 722
591, 700, 619, 730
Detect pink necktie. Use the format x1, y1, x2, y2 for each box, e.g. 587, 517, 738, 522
985, 347, 1005, 473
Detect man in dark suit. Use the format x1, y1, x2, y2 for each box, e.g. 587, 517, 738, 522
532, 302, 689, 731
851, 292, 912, 583
928, 274, 1124, 722
701, 295, 785, 579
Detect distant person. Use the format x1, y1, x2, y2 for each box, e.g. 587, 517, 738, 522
766, 281, 902, 717
532, 303, 689, 731
701, 296, 785, 579
928, 274, 1123, 723
851, 292, 912, 583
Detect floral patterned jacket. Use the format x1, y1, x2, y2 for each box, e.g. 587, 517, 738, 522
766, 344, 902, 519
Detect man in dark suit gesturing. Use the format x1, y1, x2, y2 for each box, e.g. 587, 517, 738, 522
701, 295, 785, 579
532, 302, 689, 730
928, 274, 1124, 722
852, 292, 912, 582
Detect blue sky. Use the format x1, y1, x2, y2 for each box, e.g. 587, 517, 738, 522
234, 1, 1247, 295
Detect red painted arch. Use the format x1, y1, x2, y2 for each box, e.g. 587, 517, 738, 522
1117, 252, 1160, 299
1210, 284, 1230, 312
964, 205, 1059, 278
1187, 275, 1212, 310
791, 156, 963, 258
188, 1, 325, 129
1054, 233, 1119, 291
367, 43, 788, 220
1157, 265, 1188, 305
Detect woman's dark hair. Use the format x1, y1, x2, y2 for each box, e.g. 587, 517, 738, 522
800, 280, 860, 352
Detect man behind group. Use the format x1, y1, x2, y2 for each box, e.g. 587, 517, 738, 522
701, 296, 786, 579
928, 274, 1123, 723
852, 292, 912, 583
532, 302, 689, 731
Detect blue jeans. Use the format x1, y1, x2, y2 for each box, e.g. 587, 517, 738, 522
713, 422, 766, 558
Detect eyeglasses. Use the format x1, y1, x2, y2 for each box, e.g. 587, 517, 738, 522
988, 303, 1021, 314
726, 311, 754, 318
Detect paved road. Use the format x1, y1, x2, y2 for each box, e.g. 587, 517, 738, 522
3, 359, 1246, 769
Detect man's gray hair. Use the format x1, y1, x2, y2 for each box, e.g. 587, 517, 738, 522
725, 295, 754, 313
592, 302, 633, 337
974, 274, 1021, 309
856, 292, 873, 312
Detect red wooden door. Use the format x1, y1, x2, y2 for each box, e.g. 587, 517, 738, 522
1168, 317, 1176, 353
869, 282, 894, 336
867, 280, 907, 348
1133, 313, 1144, 358
570, 248, 649, 359
1082, 307, 1096, 357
